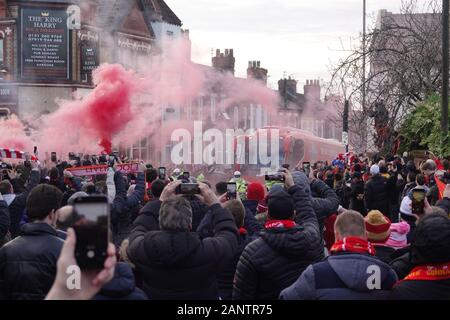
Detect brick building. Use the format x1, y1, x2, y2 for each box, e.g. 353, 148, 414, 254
0, 0, 182, 119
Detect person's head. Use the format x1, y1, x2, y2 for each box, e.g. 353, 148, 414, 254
146, 168, 157, 183
385, 221, 410, 249
247, 182, 265, 201
442, 159, 450, 171
415, 173, 425, 186
370, 164, 380, 176
67, 191, 88, 206
215, 181, 227, 196
173, 168, 181, 176
334, 210, 366, 241
233, 171, 241, 179
26, 184, 63, 224
151, 179, 166, 198
95, 180, 107, 195
267, 189, 294, 220
326, 171, 334, 180
83, 182, 96, 194
0, 180, 13, 195
407, 171, 416, 183
421, 160, 436, 176
379, 165, 388, 174
352, 171, 362, 181
334, 172, 343, 182
411, 211, 450, 265
223, 200, 245, 228
159, 196, 192, 231
49, 167, 59, 181
364, 210, 391, 244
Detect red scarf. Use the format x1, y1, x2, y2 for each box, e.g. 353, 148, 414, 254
238, 227, 247, 235
265, 220, 296, 230
330, 237, 376, 256
403, 262, 450, 281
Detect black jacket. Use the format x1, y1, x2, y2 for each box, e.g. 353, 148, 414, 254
349, 180, 366, 215
6, 170, 40, 238
93, 262, 148, 300
197, 205, 262, 239
127, 203, 238, 300
0, 200, 10, 245
217, 232, 255, 300
0, 223, 64, 300
364, 175, 390, 215
390, 279, 450, 300
132, 199, 162, 232
232, 184, 324, 300
373, 245, 396, 264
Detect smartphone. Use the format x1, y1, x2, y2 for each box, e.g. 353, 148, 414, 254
72, 196, 110, 270
176, 183, 200, 195
411, 189, 426, 215
158, 167, 166, 180
51, 152, 57, 163
265, 169, 285, 182
227, 182, 237, 199
182, 172, 190, 180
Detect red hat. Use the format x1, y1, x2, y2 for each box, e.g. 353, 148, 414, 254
364, 210, 391, 243
247, 182, 265, 201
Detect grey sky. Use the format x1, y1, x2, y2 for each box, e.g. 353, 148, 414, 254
167, 0, 434, 90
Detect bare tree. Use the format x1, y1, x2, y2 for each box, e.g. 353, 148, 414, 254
327, 0, 442, 155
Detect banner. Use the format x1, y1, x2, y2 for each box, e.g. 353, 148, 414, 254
66, 163, 140, 177
0, 148, 38, 161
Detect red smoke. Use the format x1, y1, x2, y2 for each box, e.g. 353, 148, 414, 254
36, 63, 141, 155
0, 115, 34, 151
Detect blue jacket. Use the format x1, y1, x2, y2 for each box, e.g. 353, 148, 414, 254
280, 252, 398, 300
93, 262, 148, 300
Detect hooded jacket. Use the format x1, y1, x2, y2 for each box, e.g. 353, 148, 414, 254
280, 252, 398, 300
127, 203, 238, 300
232, 183, 324, 300
93, 262, 148, 300
364, 175, 390, 216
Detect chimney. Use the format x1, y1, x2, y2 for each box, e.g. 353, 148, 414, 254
246, 60, 268, 85
278, 78, 298, 106
212, 48, 235, 75
304, 79, 321, 101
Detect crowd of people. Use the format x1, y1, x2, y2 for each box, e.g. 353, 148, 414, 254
0, 150, 449, 300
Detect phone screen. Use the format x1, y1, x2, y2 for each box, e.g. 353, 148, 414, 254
158, 167, 166, 180
412, 190, 425, 215
73, 197, 110, 270
227, 182, 237, 199
178, 183, 200, 195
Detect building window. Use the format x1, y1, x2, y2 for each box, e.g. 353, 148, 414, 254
197, 96, 203, 120
166, 30, 174, 39
234, 106, 239, 129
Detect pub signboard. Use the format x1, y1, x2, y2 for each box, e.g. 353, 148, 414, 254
20, 7, 71, 81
